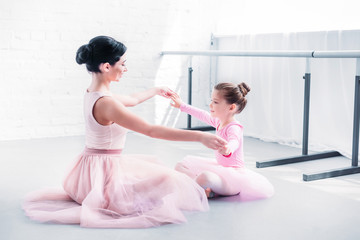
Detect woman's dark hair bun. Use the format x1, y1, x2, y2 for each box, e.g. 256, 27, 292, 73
75, 36, 127, 73
238, 82, 251, 97
76, 44, 92, 65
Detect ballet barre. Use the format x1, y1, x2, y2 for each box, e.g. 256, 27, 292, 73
160, 50, 360, 181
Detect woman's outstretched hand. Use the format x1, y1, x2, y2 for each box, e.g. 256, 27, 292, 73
200, 132, 227, 150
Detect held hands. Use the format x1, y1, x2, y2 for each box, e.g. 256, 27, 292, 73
218, 145, 231, 156
200, 132, 228, 150
155, 86, 183, 109
156, 86, 174, 98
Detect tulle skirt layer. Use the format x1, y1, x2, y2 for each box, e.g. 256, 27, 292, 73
178, 155, 274, 201
23, 149, 209, 228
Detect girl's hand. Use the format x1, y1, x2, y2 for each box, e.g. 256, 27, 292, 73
156, 86, 174, 98
200, 132, 227, 150
170, 92, 183, 108
218, 145, 231, 156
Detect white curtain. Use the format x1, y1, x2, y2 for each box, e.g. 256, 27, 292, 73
212, 30, 360, 159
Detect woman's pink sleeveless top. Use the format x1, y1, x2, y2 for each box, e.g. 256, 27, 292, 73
84, 91, 127, 150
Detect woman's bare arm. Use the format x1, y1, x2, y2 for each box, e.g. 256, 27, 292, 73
94, 96, 227, 150
114, 87, 173, 107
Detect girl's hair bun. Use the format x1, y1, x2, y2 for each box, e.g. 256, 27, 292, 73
238, 82, 251, 97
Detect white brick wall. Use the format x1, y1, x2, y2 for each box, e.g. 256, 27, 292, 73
0, 0, 218, 140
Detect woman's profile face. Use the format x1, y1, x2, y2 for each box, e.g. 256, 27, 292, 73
109, 53, 128, 82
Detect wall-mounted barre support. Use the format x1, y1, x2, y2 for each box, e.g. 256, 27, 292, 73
302, 58, 360, 181
256, 58, 342, 169
160, 50, 360, 181
187, 57, 193, 129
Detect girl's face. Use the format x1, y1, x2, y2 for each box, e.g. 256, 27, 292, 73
109, 54, 128, 82
209, 89, 232, 118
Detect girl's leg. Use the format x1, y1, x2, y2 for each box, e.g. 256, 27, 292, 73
195, 171, 238, 196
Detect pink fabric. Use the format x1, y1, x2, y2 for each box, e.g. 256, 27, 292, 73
84, 147, 122, 155
180, 156, 274, 201
179, 103, 274, 200
23, 92, 209, 228
84, 91, 127, 150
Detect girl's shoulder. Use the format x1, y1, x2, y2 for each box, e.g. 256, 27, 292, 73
223, 121, 243, 133
227, 120, 243, 128
217, 121, 243, 134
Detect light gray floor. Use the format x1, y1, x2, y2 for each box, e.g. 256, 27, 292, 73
1, 132, 360, 240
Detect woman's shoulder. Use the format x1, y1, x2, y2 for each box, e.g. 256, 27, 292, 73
91, 93, 126, 126
93, 94, 122, 109
86, 90, 113, 98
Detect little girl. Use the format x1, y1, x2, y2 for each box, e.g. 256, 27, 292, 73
170, 82, 274, 200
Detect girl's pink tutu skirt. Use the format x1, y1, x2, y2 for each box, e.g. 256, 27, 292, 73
22, 148, 208, 228
179, 155, 274, 201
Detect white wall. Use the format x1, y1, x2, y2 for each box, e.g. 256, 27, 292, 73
0, 0, 217, 140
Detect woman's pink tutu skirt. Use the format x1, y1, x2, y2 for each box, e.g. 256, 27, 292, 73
178, 155, 274, 201
22, 148, 209, 228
